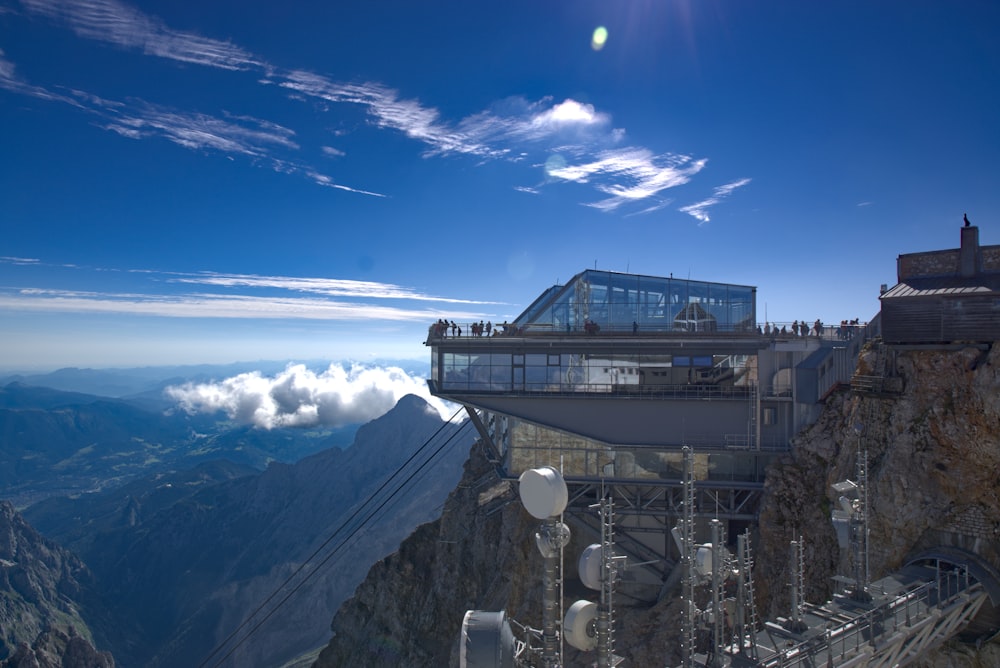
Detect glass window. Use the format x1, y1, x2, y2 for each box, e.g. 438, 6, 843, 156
763, 407, 777, 425
513, 269, 755, 335
525, 365, 547, 389
490, 365, 511, 391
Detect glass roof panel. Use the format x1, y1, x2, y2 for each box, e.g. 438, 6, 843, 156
514, 270, 756, 334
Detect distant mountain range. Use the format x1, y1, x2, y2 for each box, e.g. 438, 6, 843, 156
0, 382, 358, 507
0, 359, 430, 400
0, 375, 471, 667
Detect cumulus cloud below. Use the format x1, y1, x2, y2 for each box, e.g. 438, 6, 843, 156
165, 363, 457, 429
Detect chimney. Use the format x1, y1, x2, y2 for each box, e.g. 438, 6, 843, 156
960, 224, 981, 277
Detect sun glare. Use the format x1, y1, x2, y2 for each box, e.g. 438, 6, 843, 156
591, 26, 608, 51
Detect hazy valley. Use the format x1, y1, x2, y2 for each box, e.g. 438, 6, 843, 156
0, 362, 469, 667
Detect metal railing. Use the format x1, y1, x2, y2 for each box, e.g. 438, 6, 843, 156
757, 566, 986, 668
427, 320, 871, 343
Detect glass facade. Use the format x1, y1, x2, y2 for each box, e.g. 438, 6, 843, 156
438, 349, 753, 394
514, 270, 756, 335
504, 417, 773, 481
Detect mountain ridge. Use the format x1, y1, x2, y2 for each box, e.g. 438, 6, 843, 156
17, 393, 472, 667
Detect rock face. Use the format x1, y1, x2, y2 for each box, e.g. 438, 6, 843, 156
316, 342, 1000, 666
0, 502, 113, 667
756, 342, 1000, 665
314, 436, 688, 667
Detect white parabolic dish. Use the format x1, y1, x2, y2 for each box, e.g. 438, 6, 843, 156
518, 466, 569, 519
564, 599, 598, 651
578, 543, 603, 591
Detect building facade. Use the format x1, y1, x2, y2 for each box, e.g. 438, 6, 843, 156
427, 269, 870, 591
881, 223, 1000, 345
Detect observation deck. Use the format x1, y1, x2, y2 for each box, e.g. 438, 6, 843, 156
427, 270, 762, 450
427, 269, 866, 457
427, 270, 869, 576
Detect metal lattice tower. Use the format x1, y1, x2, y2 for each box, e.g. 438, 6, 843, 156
787, 537, 807, 633
708, 519, 728, 668
735, 531, 759, 661
678, 446, 696, 668
851, 429, 870, 601
597, 495, 615, 668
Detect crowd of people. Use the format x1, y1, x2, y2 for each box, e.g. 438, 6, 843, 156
758, 318, 862, 340
430, 319, 520, 338
430, 316, 864, 340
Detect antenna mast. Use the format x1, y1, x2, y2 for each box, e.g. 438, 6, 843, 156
678, 446, 696, 668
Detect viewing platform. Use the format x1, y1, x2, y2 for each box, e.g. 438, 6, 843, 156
426, 269, 870, 453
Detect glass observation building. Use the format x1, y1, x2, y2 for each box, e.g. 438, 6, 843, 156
426, 269, 870, 590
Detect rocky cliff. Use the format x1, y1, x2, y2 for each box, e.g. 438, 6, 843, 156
0, 501, 113, 667
757, 342, 1000, 666
316, 341, 1000, 667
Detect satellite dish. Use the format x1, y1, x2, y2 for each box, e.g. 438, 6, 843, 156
518, 466, 568, 519
839, 495, 854, 514
578, 543, 603, 591
563, 599, 598, 651
459, 610, 516, 668
694, 544, 713, 578
535, 521, 571, 557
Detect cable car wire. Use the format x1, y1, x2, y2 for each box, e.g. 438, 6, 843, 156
199, 405, 471, 667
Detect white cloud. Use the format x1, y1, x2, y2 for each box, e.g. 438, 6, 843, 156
548, 150, 707, 212
679, 177, 751, 224
304, 170, 386, 196
167, 271, 498, 304
279, 72, 504, 159
165, 362, 457, 428
105, 105, 299, 156
455, 97, 613, 148
532, 99, 607, 129
21, 0, 263, 71
0, 48, 16, 81
11, 0, 748, 212
0, 48, 81, 105
0, 265, 501, 322
0, 288, 485, 322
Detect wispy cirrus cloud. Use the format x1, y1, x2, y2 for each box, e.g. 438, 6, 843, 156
0, 288, 475, 321
0, 48, 82, 105
168, 271, 499, 304
0, 256, 42, 265
0, 265, 497, 321
20, 0, 264, 71
277, 71, 505, 159
547, 150, 707, 212
679, 178, 752, 224
304, 170, 386, 196
0, 55, 385, 195
11, 0, 747, 215
104, 105, 298, 156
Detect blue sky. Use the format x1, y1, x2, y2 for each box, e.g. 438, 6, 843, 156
2, 0, 999, 372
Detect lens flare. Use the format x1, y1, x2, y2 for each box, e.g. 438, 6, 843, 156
544, 153, 567, 177
591, 26, 608, 51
